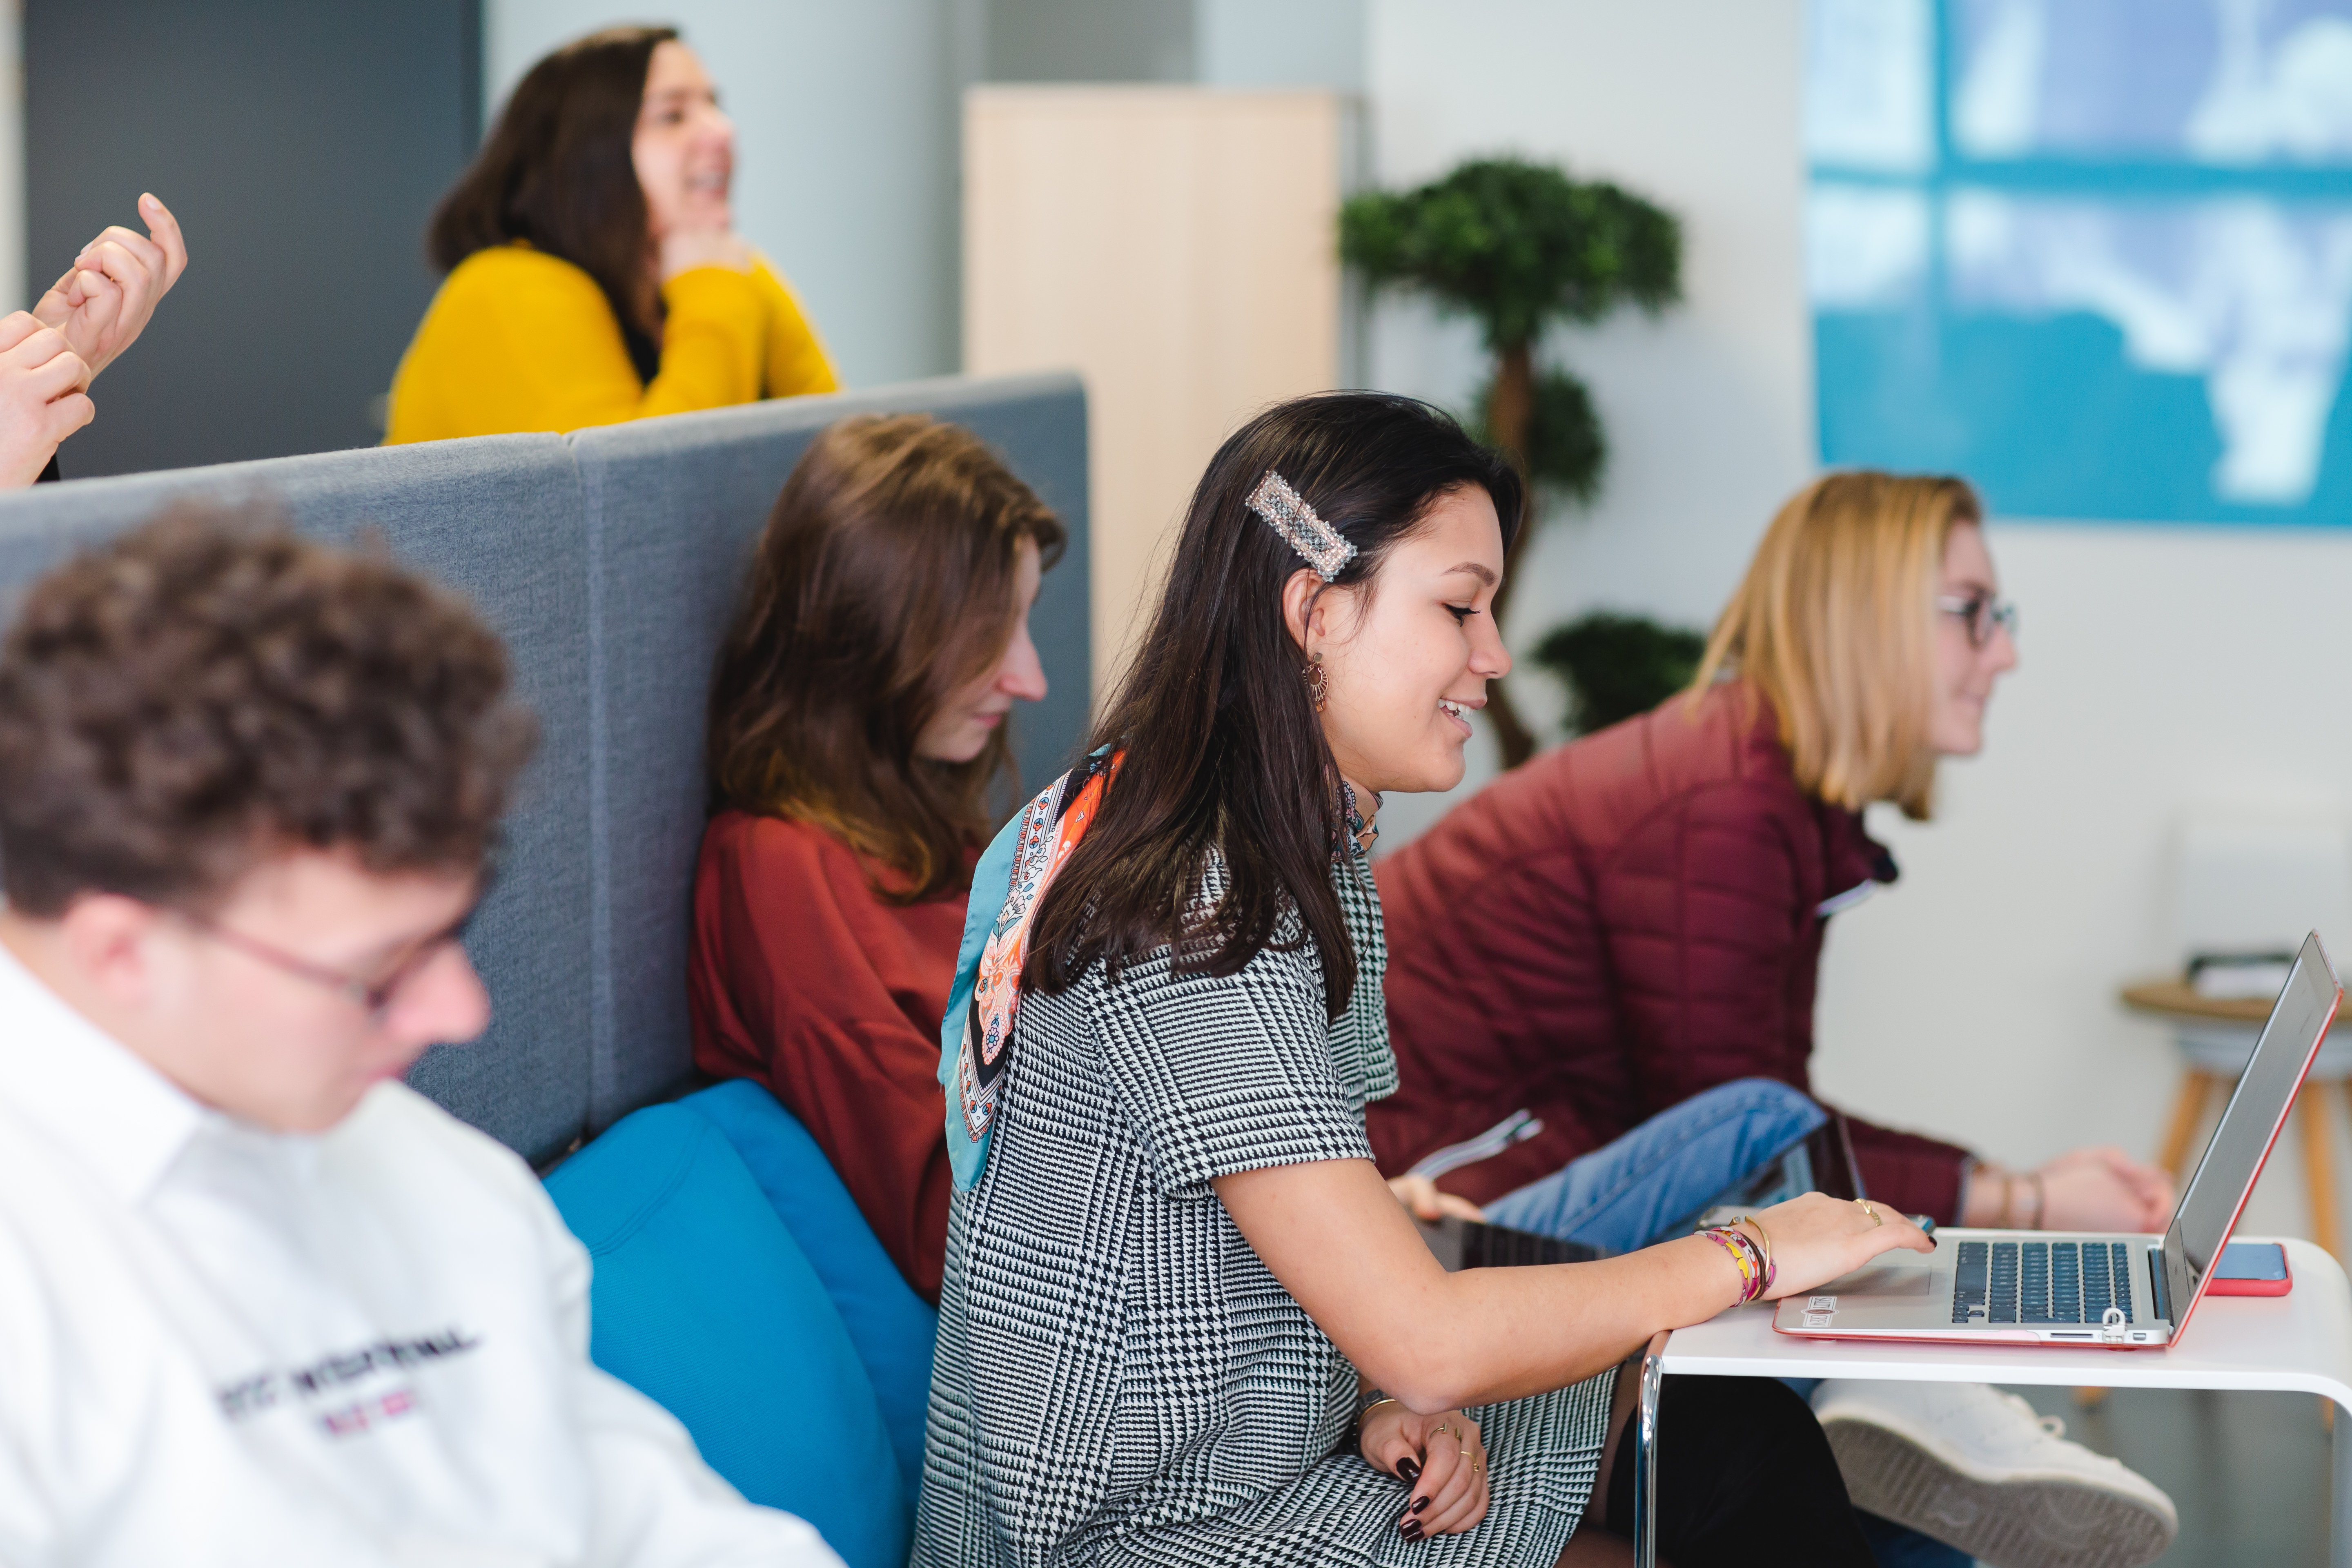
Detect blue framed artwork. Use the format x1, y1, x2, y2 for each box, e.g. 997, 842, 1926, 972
1808, 0, 2352, 522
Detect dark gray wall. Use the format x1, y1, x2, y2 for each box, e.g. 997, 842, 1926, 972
26, 0, 480, 478
982, 0, 1196, 82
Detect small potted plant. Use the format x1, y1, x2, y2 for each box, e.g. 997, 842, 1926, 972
1530, 610, 1707, 739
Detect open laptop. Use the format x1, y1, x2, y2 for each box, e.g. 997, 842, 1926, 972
1775, 931, 2341, 1350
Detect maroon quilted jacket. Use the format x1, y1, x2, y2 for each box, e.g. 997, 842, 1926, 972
1368, 680, 1971, 1223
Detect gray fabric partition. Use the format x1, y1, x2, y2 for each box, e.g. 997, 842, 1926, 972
0, 437, 597, 1163
570, 372, 1091, 1131
0, 373, 1090, 1163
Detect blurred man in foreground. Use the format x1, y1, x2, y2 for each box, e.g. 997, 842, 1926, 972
0, 510, 838, 1566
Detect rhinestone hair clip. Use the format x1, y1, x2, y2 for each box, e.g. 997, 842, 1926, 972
1247, 470, 1356, 582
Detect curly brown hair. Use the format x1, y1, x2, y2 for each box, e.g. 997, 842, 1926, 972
0, 506, 538, 916
706, 414, 1065, 902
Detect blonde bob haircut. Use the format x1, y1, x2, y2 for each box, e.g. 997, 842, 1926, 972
1690, 470, 1982, 821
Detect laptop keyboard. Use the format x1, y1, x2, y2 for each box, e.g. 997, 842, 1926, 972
1951, 1240, 2135, 1324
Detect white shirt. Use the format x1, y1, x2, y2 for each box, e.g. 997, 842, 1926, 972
0, 942, 842, 1568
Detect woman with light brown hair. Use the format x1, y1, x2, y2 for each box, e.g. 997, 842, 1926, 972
690, 412, 1063, 1301
1701, 471, 1979, 820
1365, 470, 2179, 1567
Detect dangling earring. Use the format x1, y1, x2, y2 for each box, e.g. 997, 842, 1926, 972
1305, 650, 1328, 712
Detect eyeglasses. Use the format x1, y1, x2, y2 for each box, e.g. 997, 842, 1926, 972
1936, 592, 2019, 650
174, 884, 489, 1023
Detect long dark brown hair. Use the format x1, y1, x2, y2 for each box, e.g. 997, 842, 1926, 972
706, 414, 1066, 902
1025, 392, 1520, 1016
428, 26, 675, 377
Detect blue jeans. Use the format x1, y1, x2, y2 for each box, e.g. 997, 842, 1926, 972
1482, 1078, 1825, 1252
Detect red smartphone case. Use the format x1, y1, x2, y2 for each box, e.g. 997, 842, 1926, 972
2206, 1243, 2293, 1296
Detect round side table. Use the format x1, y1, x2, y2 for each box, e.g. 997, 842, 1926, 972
2121, 978, 2352, 1261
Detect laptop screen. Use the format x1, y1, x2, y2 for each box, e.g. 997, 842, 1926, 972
2163, 931, 2341, 1317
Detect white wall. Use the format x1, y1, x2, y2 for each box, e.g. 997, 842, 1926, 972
1359, 0, 2352, 1239
486, 0, 960, 389
1361, 0, 1817, 844
1197, 0, 1364, 92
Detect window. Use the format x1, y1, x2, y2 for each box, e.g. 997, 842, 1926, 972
1808, 0, 2352, 522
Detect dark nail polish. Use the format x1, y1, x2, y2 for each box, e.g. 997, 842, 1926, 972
1401, 1522, 1423, 1541
1411, 1497, 1430, 1515
1396, 1458, 1421, 1483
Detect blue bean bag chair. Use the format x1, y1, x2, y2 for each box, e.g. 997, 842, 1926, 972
545, 1097, 915, 1568
681, 1079, 937, 1494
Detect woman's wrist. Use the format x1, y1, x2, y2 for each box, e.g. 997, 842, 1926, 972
1959, 1157, 2006, 1226
1352, 1387, 1399, 1455
1690, 1227, 1765, 1307
1958, 1158, 2049, 1230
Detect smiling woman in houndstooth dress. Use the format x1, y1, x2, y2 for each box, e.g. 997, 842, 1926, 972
916, 393, 1934, 1568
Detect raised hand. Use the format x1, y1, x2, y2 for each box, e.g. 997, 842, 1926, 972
0, 312, 93, 486
32, 194, 188, 380
1360, 1402, 1490, 1539
1750, 1191, 1936, 1302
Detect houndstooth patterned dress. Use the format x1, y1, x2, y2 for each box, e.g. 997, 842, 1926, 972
913, 839, 1617, 1568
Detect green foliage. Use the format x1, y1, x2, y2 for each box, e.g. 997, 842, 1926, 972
1531, 611, 1707, 736
1472, 368, 1606, 502
1339, 156, 1682, 352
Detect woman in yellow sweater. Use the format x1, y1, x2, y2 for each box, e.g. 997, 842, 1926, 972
387, 26, 836, 443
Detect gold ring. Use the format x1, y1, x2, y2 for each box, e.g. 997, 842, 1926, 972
1432, 1422, 1452, 1437
1855, 1199, 1882, 1227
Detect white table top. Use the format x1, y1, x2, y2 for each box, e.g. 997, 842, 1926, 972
1662, 1235, 2352, 1405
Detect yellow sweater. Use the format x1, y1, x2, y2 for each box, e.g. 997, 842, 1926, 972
385, 243, 838, 444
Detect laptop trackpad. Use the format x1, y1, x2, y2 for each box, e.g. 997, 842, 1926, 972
1776, 1249, 1945, 1333
1819, 1252, 1937, 1298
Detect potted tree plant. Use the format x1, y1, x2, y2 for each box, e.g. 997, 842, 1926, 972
1530, 610, 1706, 739
1341, 155, 1680, 767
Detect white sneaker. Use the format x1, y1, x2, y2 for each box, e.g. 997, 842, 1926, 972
1809, 1380, 2178, 1568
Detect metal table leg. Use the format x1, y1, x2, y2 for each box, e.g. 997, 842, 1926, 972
1633, 1330, 1669, 1568
2335, 1396, 2352, 1568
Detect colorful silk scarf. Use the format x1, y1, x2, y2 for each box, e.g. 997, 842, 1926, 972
938, 748, 1121, 1191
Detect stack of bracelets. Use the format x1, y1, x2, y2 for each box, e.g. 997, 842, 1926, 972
1696, 1217, 1775, 1304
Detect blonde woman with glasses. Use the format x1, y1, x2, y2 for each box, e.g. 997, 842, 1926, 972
1371, 472, 2180, 1568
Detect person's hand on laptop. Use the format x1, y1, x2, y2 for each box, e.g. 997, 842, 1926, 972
1752, 1191, 1936, 1301
2036, 1145, 2174, 1233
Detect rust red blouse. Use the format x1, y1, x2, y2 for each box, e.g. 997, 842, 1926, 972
688, 810, 970, 1301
